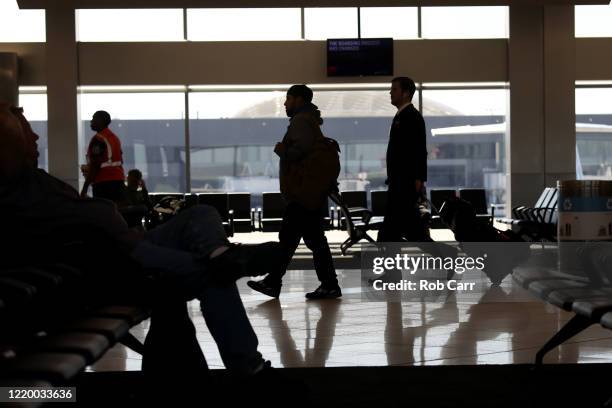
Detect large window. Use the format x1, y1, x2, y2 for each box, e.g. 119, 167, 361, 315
188, 87, 401, 202
304, 8, 358, 40
576, 85, 612, 179
0, 0, 45, 42
76, 9, 184, 42
422, 85, 508, 206
313, 89, 399, 192
187, 8, 301, 41
79, 88, 186, 193
575, 4, 612, 38
190, 86, 402, 196
19, 88, 48, 171
360, 7, 419, 39
72, 85, 508, 204
421, 7, 508, 39
187, 84, 509, 208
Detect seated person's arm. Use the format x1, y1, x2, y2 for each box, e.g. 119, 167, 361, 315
140, 179, 153, 210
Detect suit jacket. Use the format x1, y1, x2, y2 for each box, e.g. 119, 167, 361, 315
386, 104, 428, 188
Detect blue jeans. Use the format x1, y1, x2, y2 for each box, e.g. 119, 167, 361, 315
130, 205, 263, 374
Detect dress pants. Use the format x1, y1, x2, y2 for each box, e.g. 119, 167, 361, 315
377, 184, 425, 243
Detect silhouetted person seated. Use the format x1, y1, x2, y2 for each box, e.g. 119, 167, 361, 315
0, 103, 286, 389
125, 168, 151, 209
120, 168, 152, 229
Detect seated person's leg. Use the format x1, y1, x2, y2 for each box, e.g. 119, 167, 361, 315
130, 209, 282, 376
199, 282, 265, 375
130, 204, 285, 377
131, 240, 213, 293
143, 300, 208, 375
145, 205, 230, 257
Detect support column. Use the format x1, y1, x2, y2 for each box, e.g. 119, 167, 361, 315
0, 52, 19, 105
45, 6, 79, 189
543, 6, 576, 187
508, 5, 575, 213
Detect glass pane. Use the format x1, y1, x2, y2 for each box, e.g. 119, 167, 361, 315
0, 0, 45, 42
360, 7, 418, 39
79, 92, 186, 193
19, 92, 48, 171
187, 8, 301, 41
304, 8, 358, 40
316, 90, 399, 193
575, 5, 612, 38
422, 88, 508, 208
189, 91, 285, 204
576, 88, 612, 178
421, 6, 508, 39
76, 9, 184, 42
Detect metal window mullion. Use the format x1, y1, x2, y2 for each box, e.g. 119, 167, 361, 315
301, 8, 305, 40
418, 85, 423, 115
183, 8, 188, 41
575, 84, 612, 89
420, 85, 507, 91
184, 91, 191, 193
357, 7, 361, 39
418, 7, 422, 39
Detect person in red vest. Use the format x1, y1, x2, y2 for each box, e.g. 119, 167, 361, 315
80, 110, 126, 203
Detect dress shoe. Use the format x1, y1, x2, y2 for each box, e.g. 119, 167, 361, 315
208, 242, 283, 283
305, 285, 342, 299
247, 279, 282, 298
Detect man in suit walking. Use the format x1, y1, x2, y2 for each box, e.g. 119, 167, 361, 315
379, 77, 428, 242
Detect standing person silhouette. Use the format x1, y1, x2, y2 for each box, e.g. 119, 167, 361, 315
378, 77, 428, 242
81, 110, 127, 205
247, 85, 341, 300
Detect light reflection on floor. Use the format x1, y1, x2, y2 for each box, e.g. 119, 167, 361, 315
89, 267, 612, 372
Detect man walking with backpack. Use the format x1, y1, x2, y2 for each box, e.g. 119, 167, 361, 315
247, 85, 342, 300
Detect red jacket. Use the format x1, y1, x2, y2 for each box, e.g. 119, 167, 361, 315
87, 128, 125, 184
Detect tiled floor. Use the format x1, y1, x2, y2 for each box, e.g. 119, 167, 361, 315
88, 231, 612, 372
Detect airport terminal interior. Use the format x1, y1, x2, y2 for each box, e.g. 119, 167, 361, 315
2, 0, 612, 406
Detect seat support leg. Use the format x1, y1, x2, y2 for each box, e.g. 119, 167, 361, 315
120, 332, 146, 355
535, 314, 593, 365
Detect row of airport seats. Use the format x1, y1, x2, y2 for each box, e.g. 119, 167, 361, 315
513, 244, 612, 367
429, 188, 492, 228
503, 187, 608, 369
0, 227, 155, 403
147, 189, 492, 236
331, 188, 492, 254
0, 262, 150, 401
496, 187, 559, 241
147, 192, 253, 237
